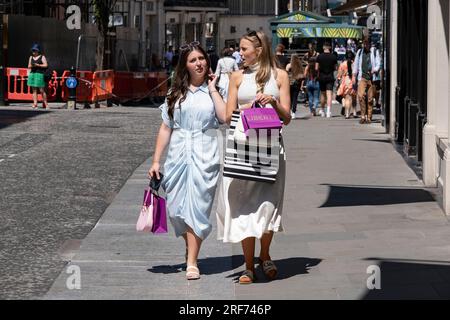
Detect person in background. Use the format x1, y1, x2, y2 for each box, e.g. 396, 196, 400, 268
304, 57, 320, 116
275, 43, 289, 69
27, 43, 48, 109
316, 42, 338, 118
302, 42, 319, 66
214, 47, 239, 100
337, 50, 357, 119
208, 46, 220, 73
231, 46, 242, 66
352, 38, 381, 124
286, 54, 305, 119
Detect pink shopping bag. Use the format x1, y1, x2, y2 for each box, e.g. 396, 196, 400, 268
136, 188, 154, 232
151, 194, 168, 234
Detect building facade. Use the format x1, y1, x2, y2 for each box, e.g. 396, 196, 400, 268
388, 0, 450, 215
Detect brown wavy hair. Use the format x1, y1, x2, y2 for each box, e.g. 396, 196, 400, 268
166, 43, 211, 119
241, 31, 277, 93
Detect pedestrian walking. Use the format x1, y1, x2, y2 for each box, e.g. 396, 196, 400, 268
304, 57, 320, 116
27, 43, 48, 109
275, 43, 289, 69
352, 38, 381, 124
286, 54, 305, 119
148, 42, 226, 280
216, 30, 291, 284
302, 42, 319, 66
316, 42, 338, 118
337, 50, 357, 119
214, 47, 239, 100
231, 46, 242, 66
208, 46, 220, 73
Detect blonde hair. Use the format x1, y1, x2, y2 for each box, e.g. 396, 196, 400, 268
242, 31, 276, 93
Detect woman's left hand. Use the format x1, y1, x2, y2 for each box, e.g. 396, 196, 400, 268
255, 93, 276, 106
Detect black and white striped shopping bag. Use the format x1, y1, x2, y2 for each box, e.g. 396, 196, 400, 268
223, 111, 281, 183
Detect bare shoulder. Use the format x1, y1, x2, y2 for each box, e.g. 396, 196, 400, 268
275, 68, 289, 81
230, 70, 243, 85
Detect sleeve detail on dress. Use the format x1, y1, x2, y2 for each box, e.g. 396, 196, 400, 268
159, 101, 174, 128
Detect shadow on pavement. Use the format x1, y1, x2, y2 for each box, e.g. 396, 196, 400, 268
360, 258, 450, 299
226, 257, 322, 282
320, 184, 435, 207
352, 138, 392, 144
0, 109, 48, 129
148, 255, 322, 281
147, 255, 246, 275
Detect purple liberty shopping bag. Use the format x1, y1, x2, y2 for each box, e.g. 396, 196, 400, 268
151, 194, 168, 234
242, 102, 282, 137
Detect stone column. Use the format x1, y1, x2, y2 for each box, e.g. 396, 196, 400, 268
423, 0, 439, 187
445, 0, 450, 215
389, 0, 398, 137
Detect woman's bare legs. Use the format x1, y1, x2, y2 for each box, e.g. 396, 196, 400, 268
259, 231, 274, 262
241, 237, 256, 273
185, 226, 202, 267
32, 88, 38, 107
39, 88, 48, 108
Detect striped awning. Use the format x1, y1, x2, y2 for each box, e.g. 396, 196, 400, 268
276, 24, 364, 39
271, 11, 365, 39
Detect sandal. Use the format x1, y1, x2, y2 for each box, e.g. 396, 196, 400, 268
260, 259, 278, 280
31, 103, 38, 109
238, 270, 256, 284
186, 265, 200, 280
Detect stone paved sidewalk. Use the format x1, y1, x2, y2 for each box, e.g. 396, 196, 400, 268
44, 104, 450, 300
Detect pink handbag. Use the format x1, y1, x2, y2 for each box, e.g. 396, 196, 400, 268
241, 101, 282, 137
136, 188, 154, 232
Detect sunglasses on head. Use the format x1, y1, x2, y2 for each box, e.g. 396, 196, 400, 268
247, 30, 262, 44
180, 41, 200, 51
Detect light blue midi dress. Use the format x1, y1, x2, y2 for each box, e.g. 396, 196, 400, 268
160, 82, 221, 240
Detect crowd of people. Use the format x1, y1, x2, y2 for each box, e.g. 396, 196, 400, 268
269, 39, 382, 123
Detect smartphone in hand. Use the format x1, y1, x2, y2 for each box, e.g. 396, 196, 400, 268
149, 173, 164, 191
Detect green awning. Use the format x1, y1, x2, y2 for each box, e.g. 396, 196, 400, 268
274, 24, 364, 38
270, 10, 365, 39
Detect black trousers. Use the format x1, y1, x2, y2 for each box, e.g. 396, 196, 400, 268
290, 82, 300, 113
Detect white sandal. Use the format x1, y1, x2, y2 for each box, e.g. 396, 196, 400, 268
186, 265, 200, 280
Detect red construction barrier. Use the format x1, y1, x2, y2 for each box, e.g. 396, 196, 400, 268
91, 70, 114, 103
114, 71, 166, 103
156, 72, 168, 97
60, 70, 94, 103
112, 71, 133, 101
5, 67, 58, 102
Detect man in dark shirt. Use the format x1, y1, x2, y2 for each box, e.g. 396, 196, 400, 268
316, 42, 338, 118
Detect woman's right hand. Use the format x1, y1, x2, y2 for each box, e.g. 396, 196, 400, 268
148, 162, 161, 180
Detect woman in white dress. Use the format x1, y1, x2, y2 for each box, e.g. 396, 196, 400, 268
216, 31, 291, 284
214, 47, 239, 100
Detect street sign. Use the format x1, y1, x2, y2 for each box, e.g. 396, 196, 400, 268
66, 76, 78, 89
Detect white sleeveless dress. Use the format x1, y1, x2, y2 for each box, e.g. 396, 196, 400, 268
216, 68, 287, 243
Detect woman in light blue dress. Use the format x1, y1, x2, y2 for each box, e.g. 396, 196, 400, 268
148, 42, 226, 280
